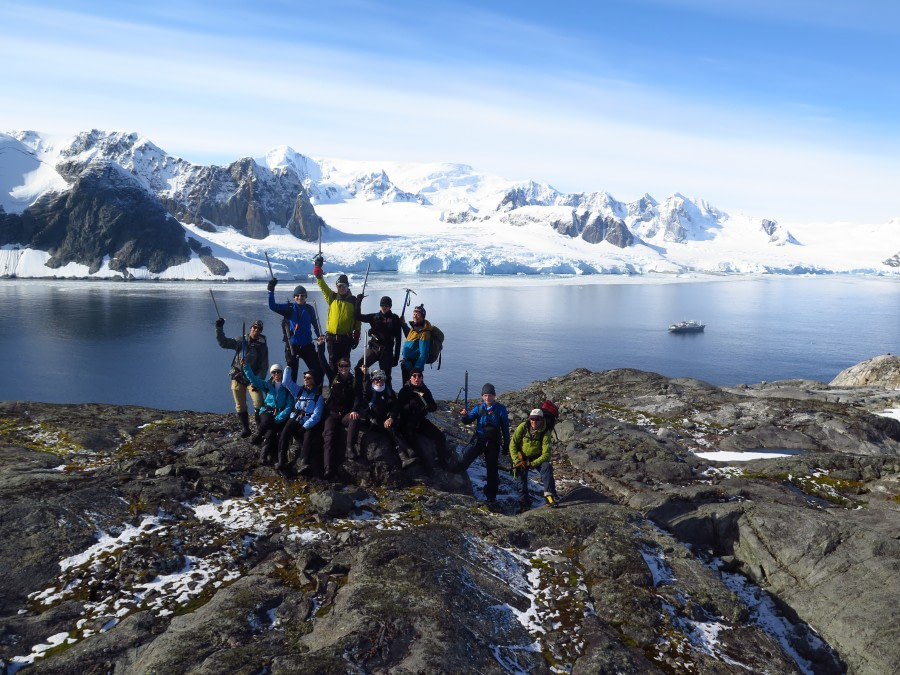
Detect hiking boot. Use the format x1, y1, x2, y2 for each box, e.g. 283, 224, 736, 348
545, 493, 559, 508
400, 455, 418, 469
296, 462, 312, 476
258, 447, 269, 464
238, 412, 252, 438
516, 501, 530, 515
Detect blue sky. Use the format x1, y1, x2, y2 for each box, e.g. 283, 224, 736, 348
3, 0, 899, 222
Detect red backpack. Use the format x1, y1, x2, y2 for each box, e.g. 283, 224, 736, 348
540, 399, 559, 433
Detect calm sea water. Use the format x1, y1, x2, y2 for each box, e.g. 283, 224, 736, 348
1, 276, 897, 413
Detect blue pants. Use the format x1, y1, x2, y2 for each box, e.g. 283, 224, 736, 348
516, 462, 556, 504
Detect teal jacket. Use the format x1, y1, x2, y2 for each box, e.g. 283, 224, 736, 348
243, 366, 295, 423
510, 420, 551, 467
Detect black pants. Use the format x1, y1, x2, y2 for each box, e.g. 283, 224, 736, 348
457, 436, 501, 500
400, 418, 449, 467
256, 411, 286, 462
356, 344, 394, 387
278, 416, 320, 469
326, 334, 354, 372
323, 410, 354, 471
287, 342, 323, 385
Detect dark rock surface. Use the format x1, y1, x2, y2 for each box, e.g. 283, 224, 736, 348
1, 366, 898, 673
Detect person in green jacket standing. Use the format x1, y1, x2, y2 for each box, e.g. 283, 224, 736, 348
510, 408, 559, 513
313, 256, 360, 372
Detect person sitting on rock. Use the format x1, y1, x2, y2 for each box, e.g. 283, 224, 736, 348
242, 361, 295, 465
510, 408, 559, 514
396, 368, 449, 470
313, 255, 360, 372
454, 383, 510, 504
267, 279, 322, 385
399, 304, 432, 385
353, 367, 417, 468
355, 294, 402, 388
278, 368, 325, 475
318, 337, 362, 478
216, 317, 268, 438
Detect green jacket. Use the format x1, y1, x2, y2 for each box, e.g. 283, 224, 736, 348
316, 276, 361, 336
510, 420, 551, 467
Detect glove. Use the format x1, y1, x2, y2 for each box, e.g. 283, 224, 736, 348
314, 253, 324, 266
215, 317, 225, 328
392, 356, 399, 367
513, 453, 526, 470
313, 265, 324, 278
267, 278, 277, 292
356, 293, 365, 304
352, 329, 360, 348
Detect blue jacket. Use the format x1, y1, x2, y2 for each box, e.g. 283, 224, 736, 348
461, 402, 510, 449
243, 365, 295, 423
269, 293, 320, 347
401, 320, 432, 370
283, 366, 325, 429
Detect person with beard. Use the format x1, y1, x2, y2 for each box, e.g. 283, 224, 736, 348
317, 337, 362, 478
396, 368, 449, 470
313, 256, 361, 371
355, 294, 402, 388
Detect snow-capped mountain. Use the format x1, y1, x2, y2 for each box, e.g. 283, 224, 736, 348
1, 129, 898, 280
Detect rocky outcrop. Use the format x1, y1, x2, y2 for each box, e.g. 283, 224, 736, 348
160, 158, 324, 241
0, 161, 191, 274
830, 353, 900, 388
2, 364, 899, 673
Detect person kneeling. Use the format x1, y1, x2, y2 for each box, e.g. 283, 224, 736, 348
510, 408, 559, 514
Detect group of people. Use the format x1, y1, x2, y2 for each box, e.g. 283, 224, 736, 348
214, 258, 559, 512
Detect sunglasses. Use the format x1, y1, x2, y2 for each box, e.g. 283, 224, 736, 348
410, 373, 423, 379
338, 363, 351, 369
373, 378, 385, 382
272, 370, 283, 375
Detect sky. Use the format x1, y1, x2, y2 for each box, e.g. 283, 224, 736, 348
2, 0, 900, 223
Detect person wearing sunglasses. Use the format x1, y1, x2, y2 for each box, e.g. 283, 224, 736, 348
396, 368, 449, 470
313, 257, 361, 372
318, 345, 363, 475
216, 317, 268, 438
241, 361, 295, 465
355, 294, 402, 388
355, 368, 417, 468
267, 279, 322, 385
278, 368, 324, 475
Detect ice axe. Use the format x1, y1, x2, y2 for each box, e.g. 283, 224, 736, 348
400, 287, 417, 321
209, 289, 222, 321
359, 262, 371, 302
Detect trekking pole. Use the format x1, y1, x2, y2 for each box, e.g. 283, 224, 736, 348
241, 322, 246, 363
209, 289, 222, 320
464, 370, 468, 412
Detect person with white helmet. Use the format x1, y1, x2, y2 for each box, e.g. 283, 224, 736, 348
510, 408, 559, 514
267, 279, 322, 385
241, 361, 295, 465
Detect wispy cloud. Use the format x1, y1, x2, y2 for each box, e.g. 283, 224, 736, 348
2, 0, 899, 222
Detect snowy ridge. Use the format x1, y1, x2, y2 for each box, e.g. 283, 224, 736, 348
2, 129, 899, 279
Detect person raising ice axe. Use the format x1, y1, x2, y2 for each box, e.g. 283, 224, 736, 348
313, 254, 361, 372
399, 293, 432, 385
